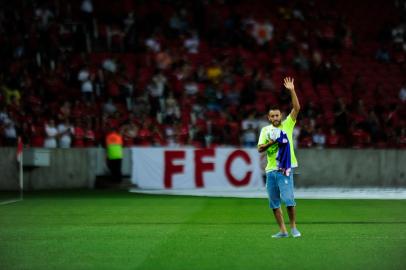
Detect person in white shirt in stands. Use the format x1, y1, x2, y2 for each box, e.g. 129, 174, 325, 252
312, 127, 326, 149
44, 119, 58, 148
184, 31, 200, 54
57, 118, 74, 148
241, 124, 257, 147
3, 118, 17, 146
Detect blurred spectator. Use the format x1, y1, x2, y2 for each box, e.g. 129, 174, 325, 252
184, 79, 199, 96
352, 100, 368, 129
78, 65, 91, 82
103, 98, 117, 115
151, 126, 166, 146
351, 124, 371, 148
123, 12, 136, 49
0, 107, 9, 124
44, 119, 58, 148
384, 104, 400, 129
34, 4, 54, 30
81, 0, 93, 16
137, 121, 152, 146
78, 66, 94, 101
29, 119, 45, 147
102, 58, 117, 73
326, 128, 341, 148
241, 124, 257, 147
312, 127, 326, 149
206, 60, 223, 84
81, 78, 94, 102
80, 0, 94, 35
57, 118, 74, 148
2, 84, 21, 106
176, 122, 190, 145
391, 25, 404, 45
333, 98, 349, 137
163, 92, 181, 124
145, 34, 161, 53
293, 50, 310, 71
120, 120, 138, 147
204, 83, 223, 112
184, 31, 200, 54
288, 120, 300, 148
105, 127, 123, 183
72, 119, 85, 148
84, 120, 97, 147
302, 101, 319, 119
156, 49, 173, 70
241, 112, 259, 131
299, 120, 314, 148
224, 83, 241, 106
3, 119, 17, 146
164, 124, 179, 147
366, 110, 381, 141
169, 10, 189, 36
251, 19, 274, 46
375, 46, 390, 63
58, 101, 71, 121
147, 70, 168, 116
399, 81, 406, 102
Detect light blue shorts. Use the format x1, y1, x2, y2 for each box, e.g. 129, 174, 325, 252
266, 169, 296, 209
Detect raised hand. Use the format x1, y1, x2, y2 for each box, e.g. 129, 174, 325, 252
284, 77, 300, 120
283, 77, 295, 91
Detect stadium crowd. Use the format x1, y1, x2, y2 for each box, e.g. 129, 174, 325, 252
0, 0, 405, 149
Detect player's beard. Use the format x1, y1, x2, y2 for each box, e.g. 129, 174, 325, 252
272, 120, 281, 127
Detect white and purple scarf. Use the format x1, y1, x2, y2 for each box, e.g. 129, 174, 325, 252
275, 130, 291, 176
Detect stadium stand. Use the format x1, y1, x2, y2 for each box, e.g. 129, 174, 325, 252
0, 0, 405, 149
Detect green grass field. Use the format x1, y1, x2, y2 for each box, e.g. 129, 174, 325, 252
1, 190, 405, 270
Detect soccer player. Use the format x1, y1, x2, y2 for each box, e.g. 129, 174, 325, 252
257, 77, 301, 238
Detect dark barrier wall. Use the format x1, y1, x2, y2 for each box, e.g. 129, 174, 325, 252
0, 148, 405, 190
0, 148, 95, 190
295, 149, 406, 187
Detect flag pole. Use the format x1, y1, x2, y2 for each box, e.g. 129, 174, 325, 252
17, 136, 24, 201
19, 147, 23, 200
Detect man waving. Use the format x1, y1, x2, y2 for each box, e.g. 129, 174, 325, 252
257, 77, 301, 238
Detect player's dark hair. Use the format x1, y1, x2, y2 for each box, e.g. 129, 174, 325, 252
268, 106, 281, 112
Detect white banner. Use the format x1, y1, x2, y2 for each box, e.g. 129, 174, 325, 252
131, 147, 264, 190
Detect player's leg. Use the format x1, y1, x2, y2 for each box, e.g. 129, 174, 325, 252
279, 171, 301, 237
286, 206, 296, 229
272, 208, 288, 234
266, 171, 288, 237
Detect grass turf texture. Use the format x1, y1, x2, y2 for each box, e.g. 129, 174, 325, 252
0, 190, 405, 270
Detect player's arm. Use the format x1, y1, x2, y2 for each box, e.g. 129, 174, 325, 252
284, 77, 301, 121
257, 127, 277, 153
257, 140, 275, 153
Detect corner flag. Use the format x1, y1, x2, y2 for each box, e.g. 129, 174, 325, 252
17, 136, 24, 200
17, 137, 23, 163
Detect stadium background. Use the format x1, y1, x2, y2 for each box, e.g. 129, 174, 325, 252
0, 0, 405, 149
